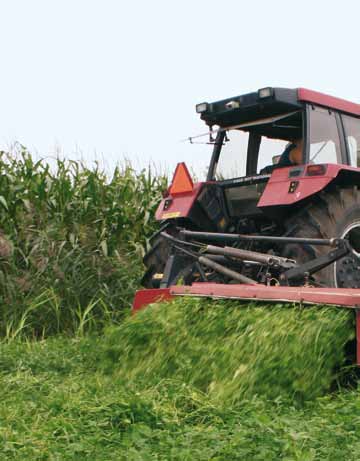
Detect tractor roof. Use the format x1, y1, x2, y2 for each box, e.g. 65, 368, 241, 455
298, 88, 360, 117
197, 87, 360, 128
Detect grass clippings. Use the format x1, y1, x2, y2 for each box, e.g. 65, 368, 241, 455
0, 318, 359, 461
103, 297, 355, 403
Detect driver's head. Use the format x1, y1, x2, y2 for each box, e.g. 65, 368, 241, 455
289, 138, 304, 165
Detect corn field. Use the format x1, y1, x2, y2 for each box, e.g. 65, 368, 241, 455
0, 148, 167, 338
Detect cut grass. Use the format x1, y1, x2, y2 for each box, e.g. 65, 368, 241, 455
102, 297, 355, 404
1, 321, 360, 461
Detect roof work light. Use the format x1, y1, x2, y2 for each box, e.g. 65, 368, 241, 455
258, 87, 274, 99
225, 100, 241, 109
196, 102, 209, 114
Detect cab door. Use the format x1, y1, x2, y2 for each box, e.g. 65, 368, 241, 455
306, 105, 348, 165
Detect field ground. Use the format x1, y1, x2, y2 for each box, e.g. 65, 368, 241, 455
1, 299, 360, 461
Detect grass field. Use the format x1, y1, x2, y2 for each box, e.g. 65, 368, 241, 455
1, 152, 360, 460
1, 299, 360, 460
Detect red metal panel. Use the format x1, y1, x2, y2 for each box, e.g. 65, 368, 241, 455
258, 164, 359, 207
298, 88, 360, 117
132, 288, 173, 313
155, 182, 204, 221
170, 283, 360, 308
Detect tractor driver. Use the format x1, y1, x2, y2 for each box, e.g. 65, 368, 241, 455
260, 138, 304, 174
277, 138, 304, 167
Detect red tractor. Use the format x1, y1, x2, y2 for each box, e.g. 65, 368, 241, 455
134, 87, 360, 361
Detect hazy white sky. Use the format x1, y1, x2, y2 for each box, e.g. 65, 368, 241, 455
0, 0, 359, 177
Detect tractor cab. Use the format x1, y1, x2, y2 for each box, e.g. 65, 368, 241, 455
196, 87, 360, 219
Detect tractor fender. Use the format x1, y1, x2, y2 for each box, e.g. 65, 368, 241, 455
258, 164, 360, 208
155, 160, 228, 230
155, 181, 227, 232
155, 182, 204, 221
155, 161, 212, 227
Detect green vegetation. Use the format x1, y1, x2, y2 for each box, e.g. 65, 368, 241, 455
0, 149, 166, 338
102, 298, 354, 404
0, 152, 359, 460
0, 300, 359, 460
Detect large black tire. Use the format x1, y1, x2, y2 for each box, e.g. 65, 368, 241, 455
283, 186, 360, 288
142, 232, 173, 288
142, 225, 225, 288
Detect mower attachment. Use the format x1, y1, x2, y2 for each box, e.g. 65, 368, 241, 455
132, 283, 360, 365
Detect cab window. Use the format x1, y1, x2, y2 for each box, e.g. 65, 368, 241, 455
215, 130, 248, 180
308, 106, 342, 164
215, 130, 289, 179
257, 137, 288, 172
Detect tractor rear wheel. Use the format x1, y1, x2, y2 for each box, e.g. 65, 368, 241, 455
142, 225, 226, 288
283, 186, 360, 288
142, 231, 173, 288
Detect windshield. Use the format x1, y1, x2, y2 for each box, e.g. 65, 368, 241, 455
215, 130, 289, 180
213, 110, 303, 180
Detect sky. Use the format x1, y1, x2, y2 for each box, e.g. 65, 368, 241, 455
0, 0, 359, 178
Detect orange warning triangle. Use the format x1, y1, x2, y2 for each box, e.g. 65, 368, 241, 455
169, 162, 194, 195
